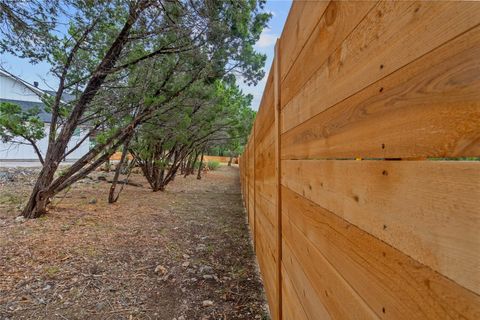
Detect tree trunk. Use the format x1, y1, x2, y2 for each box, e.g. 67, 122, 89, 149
22, 130, 132, 218
104, 159, 111, 172
22, 157, 61, 218
197, 150, 205, 180
189, 151, 197, 175
20, 5, 144, 219
228, 154, 233, 166
108, 137, 132, 203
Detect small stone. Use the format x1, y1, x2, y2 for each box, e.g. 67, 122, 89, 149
182, 254, 190, 259
199, 265, 212, 273
88, 198, 97, 204
15, 216, 26, 223
202, 300, 214, 307
154, 265, 167, 275
203, 275, 214, 280
0, 172, 15, 182
178, 316, 185, 320
182, 261, 190, 268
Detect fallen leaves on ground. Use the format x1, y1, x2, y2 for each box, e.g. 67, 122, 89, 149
0, 166, 269, 320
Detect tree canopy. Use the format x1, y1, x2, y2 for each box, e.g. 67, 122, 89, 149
0, 0, 266, 218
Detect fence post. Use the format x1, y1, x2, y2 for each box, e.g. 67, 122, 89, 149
274, 39, 282, 320
253, 124, 257, 252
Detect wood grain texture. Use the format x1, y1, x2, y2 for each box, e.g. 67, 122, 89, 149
281, 25, 480, 159
280, 0, 330, 82
281, 1, 376, 109
255, 226, 277, 314
255, 195, 276, 252
240, 2, 480, 317
283, 235, 377, 319
254, 129, 275, 205
282, 265, 311, 320
255, 191, 275, 230
282, 160, 480, 294
247, 141, 255, 237
282, 1, 480, 133
282, 240, 334, 320
273, 45, 282, 320
254, 66, 275, 145
282, 186, 480, 319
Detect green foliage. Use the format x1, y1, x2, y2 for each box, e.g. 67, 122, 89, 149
0, 0, 270, 203
0, 102, 45, 143
0, 0, 59, 62
207, 160, 220, 171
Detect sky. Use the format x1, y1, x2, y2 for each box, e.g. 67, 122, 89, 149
239, 0, 293, 111
0, 0, 293, 110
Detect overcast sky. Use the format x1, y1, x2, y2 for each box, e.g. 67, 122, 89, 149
0, 0, 293, 111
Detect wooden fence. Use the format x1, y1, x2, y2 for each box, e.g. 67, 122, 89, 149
203, 156, 237, 164
239, 1, 480, 319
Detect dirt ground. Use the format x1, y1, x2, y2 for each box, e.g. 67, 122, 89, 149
0, 165, 269, 320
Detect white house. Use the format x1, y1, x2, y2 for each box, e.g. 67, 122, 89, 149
0, 69, 90, 162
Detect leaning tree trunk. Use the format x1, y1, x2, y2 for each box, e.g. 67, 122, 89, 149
197, 150, 205, 180
189, 150, 198, 175
184, 150, 197, 178
21, 163, 59, 218
108, 137, 132, 203
21, 6, 144, 219
22, 126, 134, 218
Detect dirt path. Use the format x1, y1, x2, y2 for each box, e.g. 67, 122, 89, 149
0, 165, 268, 319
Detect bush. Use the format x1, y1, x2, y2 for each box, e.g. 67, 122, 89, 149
207, 160, 220, 170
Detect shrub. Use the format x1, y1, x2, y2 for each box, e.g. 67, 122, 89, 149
207, 160, 220, 170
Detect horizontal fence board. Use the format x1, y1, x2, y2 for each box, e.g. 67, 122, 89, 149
248, 179, 254, 234
202, 156, 235, 163
256, 201, 276, 253
283, 232, 377, 319
282, 186, 480, 319
255, 215, 279, 320
281, 1, 376, 109
256, 183, 275, 208
255, 70, 275, 145
256, 230, 277, 302
282, 264, 311, 320
240, 2, 480, 318
282, 1, 480, 133
256, 191, 276, 231
281, 160, 480, 294
281, 247, 332, 320
281, 25, 480, 159
280, 1, 330, 82
255, 144, 275, 202
255, 126, 275, 165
